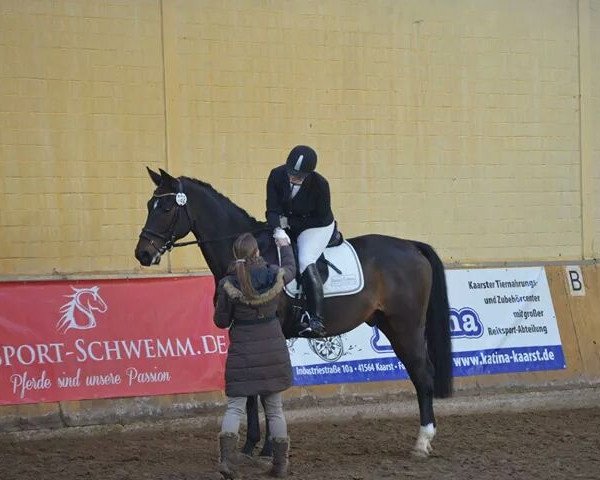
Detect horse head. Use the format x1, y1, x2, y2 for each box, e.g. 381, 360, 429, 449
134, 167, 269, 281
135, 168, 194, 267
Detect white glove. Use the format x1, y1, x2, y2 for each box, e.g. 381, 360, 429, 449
279, 215, 289, 229
273, 227, 291, 246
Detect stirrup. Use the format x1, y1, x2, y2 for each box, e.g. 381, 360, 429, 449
296, 312, 313, 337
297, 325, 313, 337
299, 312, 326, 337
309, 318, 326, 337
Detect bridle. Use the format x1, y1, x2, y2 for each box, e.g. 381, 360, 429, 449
139, 179, 195, 256
139, 178, 270, 256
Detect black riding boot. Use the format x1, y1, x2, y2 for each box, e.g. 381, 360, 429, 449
301, 264, 326, 337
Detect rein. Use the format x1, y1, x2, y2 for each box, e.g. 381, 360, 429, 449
171, 225, 271, 249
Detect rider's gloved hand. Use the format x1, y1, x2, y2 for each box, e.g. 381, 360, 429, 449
273, 227, 291, 247
279, 215, 289, 229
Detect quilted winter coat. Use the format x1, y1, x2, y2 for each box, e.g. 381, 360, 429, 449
213, 244, 296, 397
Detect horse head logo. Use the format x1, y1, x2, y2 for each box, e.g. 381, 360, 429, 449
57, 286, 108, 333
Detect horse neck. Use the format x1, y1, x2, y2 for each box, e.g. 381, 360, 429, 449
184, 180, 263, 279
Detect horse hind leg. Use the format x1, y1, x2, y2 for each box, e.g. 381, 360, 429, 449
378, 319, 437, 457
414, 422, 436, 458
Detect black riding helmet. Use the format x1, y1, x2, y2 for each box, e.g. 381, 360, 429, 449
285, 145, 317, 179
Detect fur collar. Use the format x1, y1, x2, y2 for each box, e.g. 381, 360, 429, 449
223, 269, 285, 306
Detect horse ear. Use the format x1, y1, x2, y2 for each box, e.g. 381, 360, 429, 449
159, 168, 179, 191
147, 167, 162, 187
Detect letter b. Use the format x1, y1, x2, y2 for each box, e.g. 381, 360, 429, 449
565, 266, 585, 296
569, 272, 582, 290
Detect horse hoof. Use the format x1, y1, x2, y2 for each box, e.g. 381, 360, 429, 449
411, 445, 432, 458
412, 423, 435, 458
240, 453, 267, 468
241, 443, 255, 456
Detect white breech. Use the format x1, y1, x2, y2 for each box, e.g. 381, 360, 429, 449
296, 222, 335, 273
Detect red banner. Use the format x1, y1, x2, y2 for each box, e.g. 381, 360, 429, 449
0, 276, 226, 405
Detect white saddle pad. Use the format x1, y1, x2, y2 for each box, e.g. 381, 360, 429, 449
283, 240, 364, 298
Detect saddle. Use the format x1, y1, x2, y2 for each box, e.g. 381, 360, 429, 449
255, 225, 364, 298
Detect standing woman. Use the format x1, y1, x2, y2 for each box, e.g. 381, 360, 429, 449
266, 145, 335, 337
213, 232, 296, 479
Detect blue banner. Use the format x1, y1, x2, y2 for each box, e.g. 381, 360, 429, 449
289, 267, 566, 387
292, 345, 565, 385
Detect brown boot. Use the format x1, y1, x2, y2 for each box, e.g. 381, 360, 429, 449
217, 432, 239, 479
268, 437, 290, 478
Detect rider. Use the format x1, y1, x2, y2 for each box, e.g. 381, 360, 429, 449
266, 145, 335, 337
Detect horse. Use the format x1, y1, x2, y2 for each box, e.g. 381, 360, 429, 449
134, 167, 453, 457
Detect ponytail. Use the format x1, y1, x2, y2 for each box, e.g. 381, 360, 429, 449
232, 233, 259, 299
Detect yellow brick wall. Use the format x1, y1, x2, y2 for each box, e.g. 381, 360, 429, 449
0, 0, 166, 276
0, 0, 597, 277
590, 0, 600, 258
163, 0, 583, 272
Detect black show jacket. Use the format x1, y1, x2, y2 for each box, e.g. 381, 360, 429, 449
265, 165, 334, 236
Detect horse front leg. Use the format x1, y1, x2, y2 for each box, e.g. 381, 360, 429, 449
241, 395, 260, 455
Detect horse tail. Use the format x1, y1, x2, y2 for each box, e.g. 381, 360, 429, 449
412, 241, 453, 398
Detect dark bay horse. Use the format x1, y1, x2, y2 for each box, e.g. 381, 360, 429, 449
134, 168, 452, 457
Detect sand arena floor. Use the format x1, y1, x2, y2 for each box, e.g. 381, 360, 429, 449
1, 387, 599, 480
